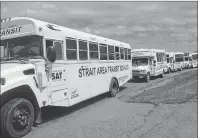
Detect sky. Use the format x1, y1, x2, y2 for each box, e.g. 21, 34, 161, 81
1, 1, 197, 52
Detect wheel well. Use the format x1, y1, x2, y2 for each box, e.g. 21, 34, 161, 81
0, 85, 40, 122
109, 77, 119, 90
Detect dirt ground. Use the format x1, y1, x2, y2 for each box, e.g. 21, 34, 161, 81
23, 68, 197, 138
126, 69, 197, 105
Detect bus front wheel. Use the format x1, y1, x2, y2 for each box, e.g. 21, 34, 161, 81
145, 72, 150, 82
109, 79, 119, 97
1, 98, 34, 138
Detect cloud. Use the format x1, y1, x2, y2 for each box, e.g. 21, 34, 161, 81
137, 3, 161, 12
26, 9, 37, 14
41, 3, 58, 11
163, 18, 185, 25
1, 1, 197, 52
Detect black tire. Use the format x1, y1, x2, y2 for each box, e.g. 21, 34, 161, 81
145, 72, 150, 82
133, 76, 139, 82
1, 98, 34, 138
167, 68, 171, 74
109, 79, 119, 97
160, 70, 165, 78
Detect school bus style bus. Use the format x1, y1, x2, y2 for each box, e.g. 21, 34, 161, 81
0, 17, 132, 138
131, 48, 166, 82
191, 52, 198, 68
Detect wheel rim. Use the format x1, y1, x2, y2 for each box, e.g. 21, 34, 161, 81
12, 106, 31, 132
112, 82, 118, 95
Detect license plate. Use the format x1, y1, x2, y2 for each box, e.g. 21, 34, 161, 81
139, 76, 144, 78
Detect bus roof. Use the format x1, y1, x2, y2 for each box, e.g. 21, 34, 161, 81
131, 48, 165, 57
132, 48, 165, 53
1, 17, 131, 49
192, 52, 198, 55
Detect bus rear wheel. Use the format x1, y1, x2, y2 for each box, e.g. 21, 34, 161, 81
160, 70, 165, 78
168, 68, 171, 74
109, 79, 119, 97
1, 98, 34, 138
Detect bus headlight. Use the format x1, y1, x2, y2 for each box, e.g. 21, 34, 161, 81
0, 78, 6, 85
140, 70, 146, 73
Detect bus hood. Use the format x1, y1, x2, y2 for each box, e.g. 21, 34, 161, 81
1, 63, 35, 77
132, 66, 148, 71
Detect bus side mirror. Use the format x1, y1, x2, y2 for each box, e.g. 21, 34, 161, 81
47, 46, 56, 63
152, 60, 156, 66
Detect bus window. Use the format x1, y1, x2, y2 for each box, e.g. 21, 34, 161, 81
167, 58, 170, 63
78, 39, 88, 60
54, 41, 63, 60
99, 43, 107, 60
149, 58, 152, 65
66, 37, 77, 60
124, 48, 128, 60
115, 46, 120, 60
89, 42, 98, 60
46, 40, 53, 49
185, 57, 189, 61
108, 45, 115, 60
128, 49, 131, 60
120, 47, 124, 59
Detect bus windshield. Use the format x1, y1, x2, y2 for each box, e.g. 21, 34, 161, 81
175, 54, 184, 62
132, 58, 148, 66
0, 35, 43, 61
192, 54, 198, 60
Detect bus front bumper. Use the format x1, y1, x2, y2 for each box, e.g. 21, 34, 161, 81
132, 72, 147, 79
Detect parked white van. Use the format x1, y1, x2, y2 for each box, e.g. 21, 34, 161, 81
184, 53, 193, 69
191, 52, 198, 68
166, 52, 174, 73
132, 48, 166, 82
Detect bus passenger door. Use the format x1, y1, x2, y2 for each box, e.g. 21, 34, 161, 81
46, 39, 68, 105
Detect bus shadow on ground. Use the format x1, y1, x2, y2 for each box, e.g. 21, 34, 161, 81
119, 86, 127, 92
41, 93, 108, 124
40, 87, 126, 124
128, 79, 148, 83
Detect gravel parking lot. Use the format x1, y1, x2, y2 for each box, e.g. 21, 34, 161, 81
24, 68, 197, 138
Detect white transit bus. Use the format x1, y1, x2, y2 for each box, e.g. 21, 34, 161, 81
0, 17, 132, 138
166, 52, 174, 73
166, 52, 184, 72
183, 53, 193, 69
173, 52, 185, 71
191, 52, 198, 68
131, 48, 166, 82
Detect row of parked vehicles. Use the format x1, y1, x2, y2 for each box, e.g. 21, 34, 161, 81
131, 48, 198, 82
0, 17, 197, 138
